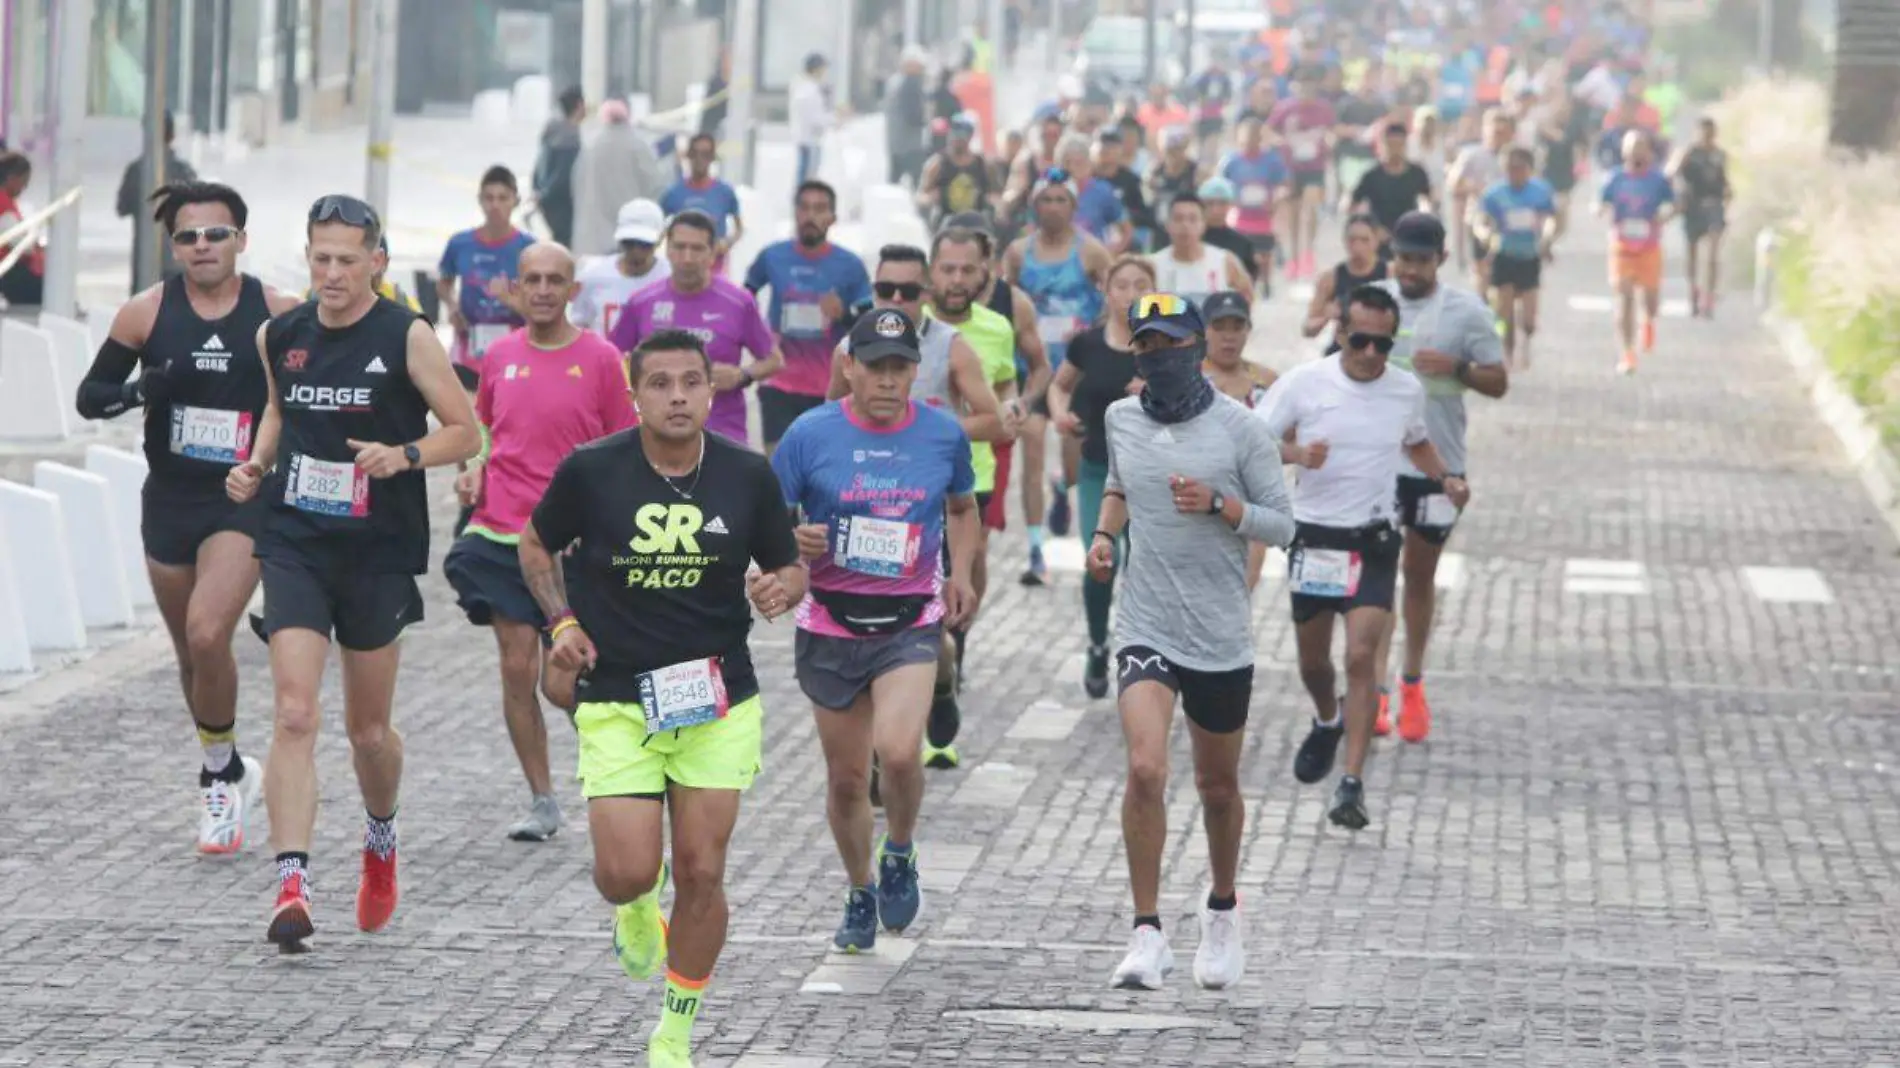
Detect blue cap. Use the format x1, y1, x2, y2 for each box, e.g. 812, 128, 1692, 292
1197, 177, 1237, 202
1128, 293, 1206, 341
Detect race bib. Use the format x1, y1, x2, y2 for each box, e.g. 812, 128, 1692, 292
284, 454, 370, 517
783, 301, 827, 337
1290, 546, 1360, 598
1037, 315, 1079, 347
835, 515, 922, 578
1505, 208, 1538, 230
636, 657, 730, 733
1619, 218, 1653, 243
169, 405, 253, 464
600, 303, 624, 337
1239, 183, 1271, 208
1292, 138, 1321, 162
1418, 493, 1460, 528
471, 323, 509, 360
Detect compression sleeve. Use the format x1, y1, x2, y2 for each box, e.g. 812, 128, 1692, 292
75, 338, 144, 419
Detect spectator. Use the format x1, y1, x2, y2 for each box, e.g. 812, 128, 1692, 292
0, 151, 46, 306
571, 100, 668, 257
532, 86, 586, 245
884, 47, 930, 186
791, 53, 839, 187
115, 110, 197, 284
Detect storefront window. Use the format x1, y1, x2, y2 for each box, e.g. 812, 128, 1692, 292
90, 0, 150, 118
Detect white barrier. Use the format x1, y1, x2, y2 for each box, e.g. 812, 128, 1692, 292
472, 89, 513, 130
0, 319, 73, 442
85, 445, 155, 609
0, 522, 32, 673
724, 185, 774, 284
512, 76, 553, 126
0, 482, 87, 651
38, 313, 96, 434
34, 462, 136, 628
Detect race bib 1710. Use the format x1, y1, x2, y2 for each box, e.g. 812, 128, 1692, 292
169, 405, 253, 464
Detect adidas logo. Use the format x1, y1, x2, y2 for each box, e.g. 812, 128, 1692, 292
365, 356, 388, 374
703, 516, 729, 535
202, 334, 225, 351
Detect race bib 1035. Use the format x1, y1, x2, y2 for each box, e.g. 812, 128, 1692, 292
835, 514, 922, 578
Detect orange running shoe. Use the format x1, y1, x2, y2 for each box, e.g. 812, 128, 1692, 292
1373, 692, 1392, 737
267, 871, 314, 948
357, 847, 400, 933
1641, 318, 1656, 352
1398, 679, 1431, 743
1616, 351, 1638, 375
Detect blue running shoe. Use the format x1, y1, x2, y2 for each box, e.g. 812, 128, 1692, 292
1019, 545, 1048, 587
833, 886, 878, 953
876, 839, 923, 932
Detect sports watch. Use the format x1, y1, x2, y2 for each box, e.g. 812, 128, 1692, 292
403, 443, 422, 470
1207, 492, 1225, 516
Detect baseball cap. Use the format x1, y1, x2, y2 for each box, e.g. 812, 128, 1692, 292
949, 113, 977, 136
1127, 292, 1206, 341
1197, 177, 1238, 202
1389, 211, 1446, 256
848, 307, 922, 364
1200, 291, 1252, 325
614, 199, 664, 244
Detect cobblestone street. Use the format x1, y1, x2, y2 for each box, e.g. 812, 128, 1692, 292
3, 202, 1898, 1067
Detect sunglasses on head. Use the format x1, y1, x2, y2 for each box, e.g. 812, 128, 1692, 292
1346, 331, 1397, 355
874, 281, 925, 301
1133, 293, 1191, 320
171, 225, 240, 247
308, 194, 380, 229
1042, 167, 1072, 184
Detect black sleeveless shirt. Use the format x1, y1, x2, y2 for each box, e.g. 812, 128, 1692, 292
1333, 259, 1390, 317
933, 153, 993, 223
142, 273, 273, 495
259, 298, 432, 573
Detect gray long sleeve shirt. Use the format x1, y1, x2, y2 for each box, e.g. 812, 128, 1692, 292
1104, 394, 1296, 673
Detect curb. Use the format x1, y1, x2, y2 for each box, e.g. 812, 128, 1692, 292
1761, 309, 1900, 553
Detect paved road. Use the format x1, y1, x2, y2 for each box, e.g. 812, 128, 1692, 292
3, 195, 1899, 1065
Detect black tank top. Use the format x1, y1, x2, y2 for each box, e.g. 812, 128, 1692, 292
141, 274, 273, 494
934, 153, 993, 222
1333, 259, 1390, 317
260, 299, 432, 573
985, 276, 1015, 323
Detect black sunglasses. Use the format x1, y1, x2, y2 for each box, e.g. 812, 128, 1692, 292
874, 281, 925, 301
308, 194, 380, 229
1346, 331, 1397, 355
171, 225, 241, 247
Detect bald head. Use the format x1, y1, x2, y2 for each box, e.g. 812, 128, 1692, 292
516, 242, 580, 330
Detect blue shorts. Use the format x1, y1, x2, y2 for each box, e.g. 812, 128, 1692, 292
444, 532, 547, 632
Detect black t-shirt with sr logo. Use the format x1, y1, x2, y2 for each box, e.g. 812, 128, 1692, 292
530, 428, 799, 705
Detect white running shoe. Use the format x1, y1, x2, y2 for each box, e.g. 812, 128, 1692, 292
1110, 925, 1175, 990
1193, 902, 1245, 989
197, 755, 263, 855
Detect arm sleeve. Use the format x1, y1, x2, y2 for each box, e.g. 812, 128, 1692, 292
1234, 418, 1296, 548
75, 338, 145, 419
528, 455, 587, 553
743, 250, 770, 295
749, 458, 801, 570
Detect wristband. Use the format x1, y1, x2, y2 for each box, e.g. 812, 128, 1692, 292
547, 614, 579, 639
740, 367, 756, 387
1092, 529, 1117, 542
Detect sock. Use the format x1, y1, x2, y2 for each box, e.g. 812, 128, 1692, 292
365, 809, 399, 859
1134, 914, 1162, 932
655, 970, 710, 1047
1315, 696, 1341, 728
1028, 524, 1045, 551
276, 851, 309, 889
197, 723, 239, 783
1402, 674, 1422, 685
1206, 891, 1237, 912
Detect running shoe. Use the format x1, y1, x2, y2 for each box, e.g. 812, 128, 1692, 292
1372, 692, 1391, 738
1084, 643, 1111, 700
356, 846, 400, 933
267, 870, 314, 948
1293, 708, 1344, 785
1020, 545, 1048, 586
833, 886, 878, 953
1110, 925, 1175, 990
1328, 775, 1370, 830
925, 690, 962, 769
1397, 679, 1431, 743
1193, 902, 1245, 990
646, 1031, 693, 1068
507, 793, 565, 842
875, 839, 923, 932
1047, 483, 1072, 537
922, 742, 961, 770
197, 755, 263, 855
614, 861, 670, 982
1616, 351, 1638, 375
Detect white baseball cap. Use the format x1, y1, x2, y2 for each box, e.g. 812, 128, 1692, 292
614, 199, 664, 244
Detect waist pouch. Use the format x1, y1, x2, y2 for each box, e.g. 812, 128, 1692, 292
810, 588, 934, 637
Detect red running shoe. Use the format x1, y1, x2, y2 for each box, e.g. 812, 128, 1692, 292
357, 848, 400, 933
268, 871, 314, 947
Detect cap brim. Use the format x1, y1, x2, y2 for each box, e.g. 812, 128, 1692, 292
1131, 321, 1199, 341
616, 227, 661, 243
852, 342, 922, 363
1389, 240, 1442, 256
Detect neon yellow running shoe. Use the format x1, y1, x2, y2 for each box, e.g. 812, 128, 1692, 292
646, 1032, 693, 1068
613, 861, 669, 982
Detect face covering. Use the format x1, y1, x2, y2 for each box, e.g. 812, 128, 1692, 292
1136, 341, 1217, 424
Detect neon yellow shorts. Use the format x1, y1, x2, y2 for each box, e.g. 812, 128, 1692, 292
575, 694, 764, 798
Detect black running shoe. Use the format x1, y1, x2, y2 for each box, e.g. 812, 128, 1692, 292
1293, 717, 1344, 784
1084, 644, 1110, 699
1047, 481, 1072, 537
1328, 775, 1369, 830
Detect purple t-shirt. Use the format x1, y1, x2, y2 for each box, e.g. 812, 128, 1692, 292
609, 276, 776, 444
1268, 97, 1337, 174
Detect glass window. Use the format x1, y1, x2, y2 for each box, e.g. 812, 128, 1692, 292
90, 0, 150, 118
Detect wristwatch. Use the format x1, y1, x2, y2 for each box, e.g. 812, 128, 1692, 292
403, 443, 422, 470
1207, 492, 1225, 516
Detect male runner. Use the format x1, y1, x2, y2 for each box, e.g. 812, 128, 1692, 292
75, 180, 302, 853
917, 115, 997, 230
743, 180, 871, 453
1348, 121, 1435, 247
660, 134, 745, 261
1087, 294, 1294, 990
1599, 131, 1674, 374
1475, 146, 1557, 368
519, 328, 805, 1068
1261, 284, 1466, 830
1218, 117, 1291, 295
1267, 67, 1337, 280
612, 210, 784, 445
1372, 212, 1506, 739
227, 194, 481, 946
437, 165, 535, 382
1004, 170, 1111, 584
571, 199, 670, 336
1669, 117, 1730, 318
445, 242, 637, 841
776, 308, 981, 954
1448, 109, 1514, 283
1148, 194, 1252, 312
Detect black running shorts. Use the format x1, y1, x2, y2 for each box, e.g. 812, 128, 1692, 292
257, 547, 424, 651
1114, 645, 1253, 734
1287, 521, 1403, 623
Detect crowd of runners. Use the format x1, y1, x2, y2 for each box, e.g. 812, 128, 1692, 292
66, 1, 1732, 1064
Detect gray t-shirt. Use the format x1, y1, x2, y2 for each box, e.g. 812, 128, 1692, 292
1378, 280, 1503, 476
1104, 394, 1296, 673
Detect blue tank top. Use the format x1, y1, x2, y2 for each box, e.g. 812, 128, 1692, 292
1017, 237, 1101, 368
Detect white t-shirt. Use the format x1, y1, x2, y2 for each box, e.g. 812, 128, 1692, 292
570, 256, 671, 337
1256, 355, 1428, 528
1148, 246, 1235, 311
